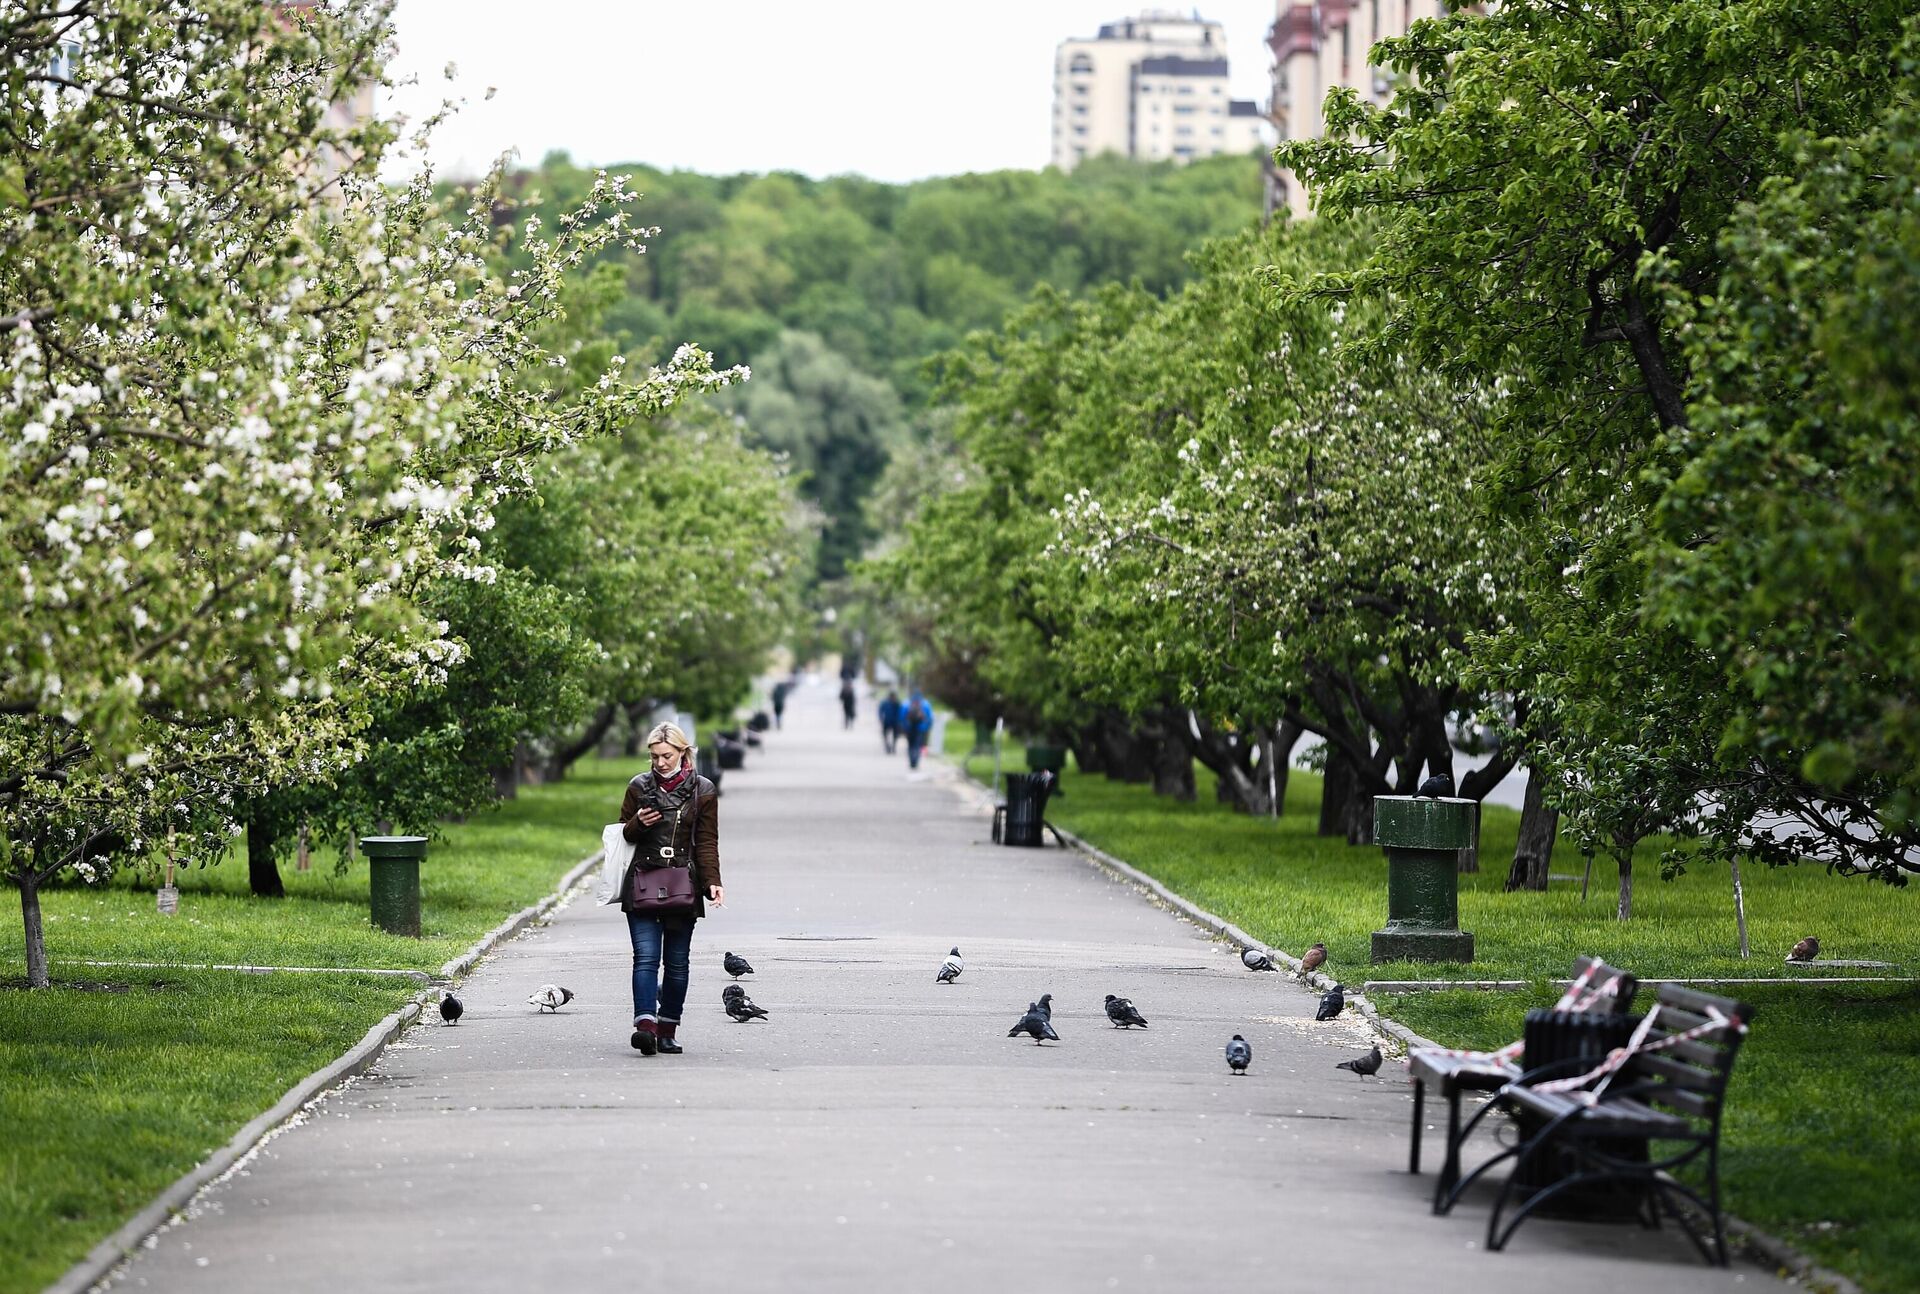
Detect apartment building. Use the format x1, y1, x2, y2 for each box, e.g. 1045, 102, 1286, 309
1267, 0, 1454, 217
1052, 11, 1270, 172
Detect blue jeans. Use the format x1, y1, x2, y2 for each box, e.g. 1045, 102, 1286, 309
906, 734, 928, 768
626, 912, 693, 1024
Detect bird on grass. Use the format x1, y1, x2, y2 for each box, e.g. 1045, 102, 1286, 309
527, 985, 573, 1013
724, 951, 754, 979
1415, 772, 1454, 798
1788, 935, 1820, 963
724, 988, 768, 1022
1242, 947, 1276, 972
1336, 1044, 1384, 1077
1299, 942, 1327, 976
438, 991, 463, 1025
1315, 983, 1346, 1021
1008, 1001, 1060, 1045
936, 947, 964, 984
1104, 995, 1148, 1028
1225, 1035, 1252, 1076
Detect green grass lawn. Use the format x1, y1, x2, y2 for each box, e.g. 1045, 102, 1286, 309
0, 758, 640, 1294
952, 727, 1920, 1292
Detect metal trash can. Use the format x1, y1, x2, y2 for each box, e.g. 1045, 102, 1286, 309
360, 835, 427, 936
997, 771, 1054, 847
1514, 1009, 1648, 1218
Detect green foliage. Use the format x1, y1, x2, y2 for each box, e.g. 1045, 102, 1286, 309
1281, 0, 1920, 882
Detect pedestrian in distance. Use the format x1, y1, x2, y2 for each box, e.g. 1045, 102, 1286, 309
878, 688, 903, 754
901, 687, 935, 771
617, 722, 725, 1057
770, 678, 790, 730
839, 678, 857, 730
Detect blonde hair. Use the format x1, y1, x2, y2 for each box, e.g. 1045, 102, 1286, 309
645, 722, 695, 760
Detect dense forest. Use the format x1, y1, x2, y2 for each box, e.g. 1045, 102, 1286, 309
496, 152, 1264, 579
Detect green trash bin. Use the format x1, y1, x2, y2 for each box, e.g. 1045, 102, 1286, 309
1024, 744, 1067, 774
360, 835, 428, 937
1370, 797, 1474, 964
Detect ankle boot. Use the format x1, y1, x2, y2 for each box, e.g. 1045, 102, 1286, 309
657, 1018, 682, 1054
630, 1017, 658, 1056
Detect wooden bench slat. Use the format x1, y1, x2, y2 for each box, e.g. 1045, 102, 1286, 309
1632, 1053, 1718, 1089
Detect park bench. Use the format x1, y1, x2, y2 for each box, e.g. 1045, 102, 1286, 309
1443, 982, 1754, 1265
1408, 956, 1637, 1209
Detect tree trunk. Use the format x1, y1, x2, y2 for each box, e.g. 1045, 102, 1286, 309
1267, 720, 1301, 817
16, 867, 50, 989
491, 762, 518, 799
1731, 856, 1750, 958
1318, 749, 1355, 837
1069, 722, 1107, 776
1188, 714, 1270, 815
1506, 770, 1558, 892
1101, 713, 1152, 784
544, 703, 617, 781
1616, 845, 1634, 921
1456, 799, 1481, 873
247, 809, 285, 898
1343, 784, 1376, 846
1143, 713, 1196, 802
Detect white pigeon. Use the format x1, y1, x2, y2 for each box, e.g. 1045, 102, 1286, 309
527, 984, 574, 1013
937, 946, 964, 984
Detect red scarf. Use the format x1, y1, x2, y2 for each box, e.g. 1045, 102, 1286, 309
656, 762, 692, 794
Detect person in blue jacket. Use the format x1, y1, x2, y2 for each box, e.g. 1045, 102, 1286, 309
878, 689, 903, 754
901, 688, 935, 770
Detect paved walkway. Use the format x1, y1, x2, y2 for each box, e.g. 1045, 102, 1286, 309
110, 679, 1780, 1292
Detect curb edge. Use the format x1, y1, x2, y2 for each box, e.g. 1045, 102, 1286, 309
50, 848, 600, 1294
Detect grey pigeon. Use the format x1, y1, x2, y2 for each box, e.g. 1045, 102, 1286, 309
527, 984, 573, 1012
1299, 942, 1327, 976
1415, 772, 1454, 798
1336, 1044, 1384, 1076
1104, 995, 1148, 1028
1035, 993, 1054, 1021
1008, 1001, 1060, 1045
1242, 947, 1276, 972
1315, 983, 1346, 1021
725, 990, 768, 1022
1788, 935, 1820, 963
439, 991, 463, 1025
1225, 1034, 1252, 1075
721, 983, 746, 1006
724, 951, 754, 979
937, 947, 964, 984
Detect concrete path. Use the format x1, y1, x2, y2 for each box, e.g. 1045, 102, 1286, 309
109, 678, 1781, 1293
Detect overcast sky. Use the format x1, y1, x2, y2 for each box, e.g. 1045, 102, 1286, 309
381, 2, 1281, 182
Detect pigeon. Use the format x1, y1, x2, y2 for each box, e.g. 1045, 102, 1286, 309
1315, 983, 1346, 1021
936, 947, 964, 984
527, 984, 573, 1012
1788, 935, 1820, 963
721, 983, 745, 1006
724, 951, 754, 979
725, 989, 768, 1022
1035, 993, 1054, 1021
1299, 942, 1328, 976
1242, 947, 1276, 972
438, 991, 463, 1025
1104, 995, 1149, 1028
1008, 1001, 1060, 1045
1336, 1044, 1384, 1076
1225, 1034, 1252, 1075
1415, 772, 1454, 798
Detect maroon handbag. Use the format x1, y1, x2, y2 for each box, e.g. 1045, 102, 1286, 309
624, 859, 698, 914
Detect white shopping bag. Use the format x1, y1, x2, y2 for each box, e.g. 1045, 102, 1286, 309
597, 822, 636, 905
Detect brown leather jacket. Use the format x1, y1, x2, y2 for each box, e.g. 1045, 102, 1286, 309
618, 773, 721, 919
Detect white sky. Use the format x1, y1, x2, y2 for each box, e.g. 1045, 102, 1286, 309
382, 2, 1281, 182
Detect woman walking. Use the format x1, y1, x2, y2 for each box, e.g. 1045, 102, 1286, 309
618, 722, 724, 1055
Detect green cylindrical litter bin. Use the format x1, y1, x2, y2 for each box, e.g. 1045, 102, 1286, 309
360, 835, 428, 937
1370, 797, 1475, 964
1024, 744, 1067, 774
